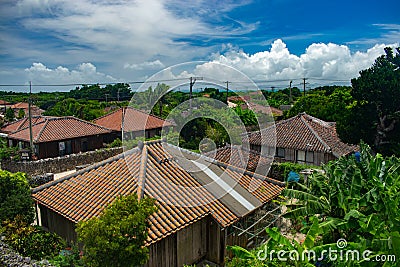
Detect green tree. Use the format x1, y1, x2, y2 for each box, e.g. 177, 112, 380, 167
76, 194, 157, 267
286, 86, 353, 122
337, 47, 400, 156
1, 215, 65, 260
5, 107, 15, 122
0, 170, 35, 224
17, 108, 25, 119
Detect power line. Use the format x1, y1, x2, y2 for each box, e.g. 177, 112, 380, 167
0, 76, 352, 90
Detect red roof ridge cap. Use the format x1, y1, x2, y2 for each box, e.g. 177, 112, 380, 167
34, 119, 49, 142
137, 143, 148, 201
299, 114, 331, 153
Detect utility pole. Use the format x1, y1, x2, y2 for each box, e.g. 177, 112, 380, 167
289, 80, 293, 103
302, 78, 308, 97
117, 88, 120, 102
28, 81, 34, 156
105, 93, 109, 103
189, 77, 203, 111
226, 81, 230, 104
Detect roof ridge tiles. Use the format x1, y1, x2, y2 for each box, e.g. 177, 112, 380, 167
34, 119, 49, 142
137, 144, 148, 201
299, 114, 332, 152
31, 147, 139, 194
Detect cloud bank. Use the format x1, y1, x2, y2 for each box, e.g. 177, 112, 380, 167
2, 39, 398, 92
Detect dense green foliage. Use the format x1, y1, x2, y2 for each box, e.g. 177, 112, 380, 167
5, 107, 15, 122
1, 216, 66, 260
262, 87, 302, 108
69, 83, 132, 101
42, 98, 124, 121
0, 137, 19, 161
49, 244, 85, 267
76, 194, 157, 267
0, 170, 34, 224
286, 86, 353, 122
337, 47, 400, 156
228, 143, 400, 266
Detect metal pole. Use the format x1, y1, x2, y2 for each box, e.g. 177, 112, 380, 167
226, 81, 229, 103
28, 81, 34, 155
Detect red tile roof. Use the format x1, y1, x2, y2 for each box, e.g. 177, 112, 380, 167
32, 141, 284, 245
8, 116, 112, 143
246, 113, 357, 157
205, 145, 273, 175
0, 100, 10, 105
1, 116, 48, 134
241, 102, 283, 117
10, 102, 44, 116
94, 107, 174, 132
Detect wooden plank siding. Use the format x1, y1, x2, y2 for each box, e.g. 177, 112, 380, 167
145, 217, 208, 267
38, 203, 77, 242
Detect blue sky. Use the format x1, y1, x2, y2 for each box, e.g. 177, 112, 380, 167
0, 0, 399, 92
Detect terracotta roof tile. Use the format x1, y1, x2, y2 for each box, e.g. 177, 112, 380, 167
247, 113, 357, 157
94, 107, 174, 132
1, 116, 48, 134
10, 102, 44, 116
205, 145, 273, 174
8, 116, 112, 143
32, 141, 284, 245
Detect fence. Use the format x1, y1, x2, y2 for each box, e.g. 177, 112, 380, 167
1, 147, 123, 176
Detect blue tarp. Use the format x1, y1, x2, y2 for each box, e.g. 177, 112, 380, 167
287, 171, 300, 182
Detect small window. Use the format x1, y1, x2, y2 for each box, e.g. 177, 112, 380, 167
59, 141, 65, 156
297, 150, 305, 163
276, 147, 285, 158
306, 151, 314, 164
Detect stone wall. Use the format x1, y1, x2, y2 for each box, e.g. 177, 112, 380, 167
0, 240, 55, 267
1, 147, 123, 176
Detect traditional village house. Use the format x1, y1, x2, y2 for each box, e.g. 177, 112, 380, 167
10, 102, 44, 117
245, 112, 358, 166
0, 99, 10, 113
93, 106, 174, 142
32, 140, 284, 266
205, 144, 273, 176
4, 116, 113, 159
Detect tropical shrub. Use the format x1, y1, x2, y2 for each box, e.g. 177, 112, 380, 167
49, 244, 84, 267
76, 194, 157, 267
1, 216, 65, 260
227, 143, 400, 266
0, 170, 34, 224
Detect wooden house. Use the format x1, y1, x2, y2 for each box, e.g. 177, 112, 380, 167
32, 140, 284, 266
93, 107, 174, 142
5, 116, 113, 159
205, 144, 273, 176
245, 113, 358, 166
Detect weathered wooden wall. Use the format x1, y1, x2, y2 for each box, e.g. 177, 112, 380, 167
146, 217, 208, 267
39, 204, 77, 242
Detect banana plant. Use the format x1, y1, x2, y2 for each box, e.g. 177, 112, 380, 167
282, 142, 400, 263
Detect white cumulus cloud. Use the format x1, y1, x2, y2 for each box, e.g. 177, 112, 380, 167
124, 60, 165, 70
192, 39, 399, 88
24, 62, 117, 86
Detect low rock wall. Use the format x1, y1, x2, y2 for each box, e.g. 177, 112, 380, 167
1, 147, 123, 176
